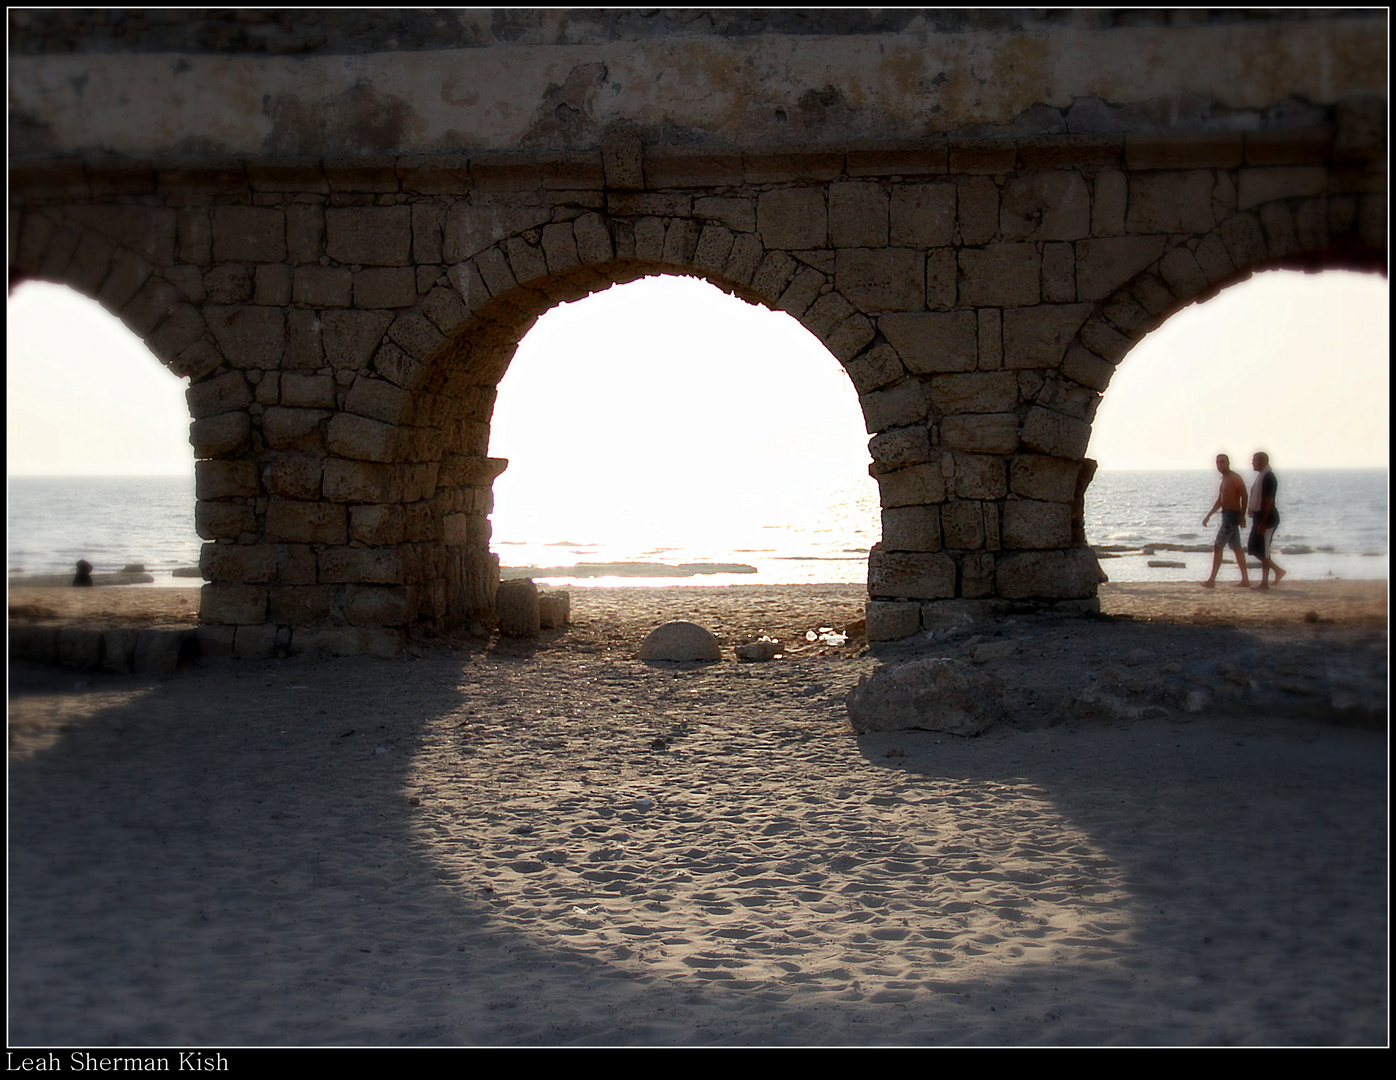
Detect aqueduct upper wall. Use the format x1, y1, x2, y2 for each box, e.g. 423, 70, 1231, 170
8, 9, 1388, 653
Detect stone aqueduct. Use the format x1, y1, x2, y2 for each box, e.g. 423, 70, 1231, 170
8, 10, 1388, 655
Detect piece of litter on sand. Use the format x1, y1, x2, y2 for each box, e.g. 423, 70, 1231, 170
375, 746, 388, 754
635, 797, 654, 811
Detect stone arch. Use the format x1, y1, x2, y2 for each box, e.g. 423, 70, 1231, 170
265, 207, 883, 651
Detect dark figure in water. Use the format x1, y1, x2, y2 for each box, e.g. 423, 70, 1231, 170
73, 559, 93, 587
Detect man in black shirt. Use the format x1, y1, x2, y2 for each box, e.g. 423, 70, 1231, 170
1247, 451, 1285, 589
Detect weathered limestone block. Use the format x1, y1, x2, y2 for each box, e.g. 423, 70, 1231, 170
847, 658, 1005, 735
663, 218, 700, 265
292, 265, 352, 307
1059, 346, 1115, 392
1093, 172, 1127, 236
725, 233, 765, 284
825, 314, 876, 362
1075, 235, 1167, 300
891, 183, 955, 247
270, 585, 334, 625
868, 549, 956, 600
203, 264, 252, 304
1258, 203, 1302, 260
211, 207, 286, 263
881, 505, 940, 552
1000, 171, 1091, 241
346, 585, 415, 627
1034, 375, 1100, 422
200, 542, 277, 583
1156, 246, 1206, 300
350, 504, 407, 545
995, 548, 1099, 599
254, 264, 292, 306
959, 553, 997, 599
948, 452, 1006, 499
57, 627, 104, 670
859, 379, 927, 432
880, 311, 977, 373
695, 196, 756, 232
325, 413, 402, 463
929, 372, 1019, 414
177, 207, 213, 265
959, 244, 1041, 307
865, 600, 921, 642
757, 188, 827, 249
352, 267, 416, 309
101, 628, 138, 673
195, 500, 256, 540
497, 578, 540, 638
1219, 212, 1268, 269
325, 206, 412, 265
259, 406, 326, 454
844, 343, 906, 394
1010, 454, 1081, 502
231, 624, 277, 660
693, 223, 734, 275
538, 591, 570, 628
869, 426, 932, 469
196, 460, 258, 500
925, 248, 957, 310
1002, 500, 1073, 549
190, 412, 252, 458
803, 291, 855, 338
263, 454, 321, 500
1021, 406, 1091, 459
186, 371, 251, 419
1078, 318, 1133, 364
1002, 304, 1093, 369
135, 629, 191, 674
777, 266, 826, 318
878, 462, 947, 507
289, 626, 403, 659
955, 176, 999, 245
278, 373, 335, 409
344, 376, 409, 425
98, 251, 154, 313
639, 621, 721, 662
836, 249, 924, 312
940, 500, 985, 550
285, 204, 324, 263
1237, 166, 1328, 212
750, 250, 797, 299
205, 305, 286, 368
266, 499, 347, 545
938, 414, 1019, 455
318, 546, 404, 585
200, 583, 267, 625
976, 308, 1002, 370
829, 182, 889, 247
1127, 170, 1219, 233
122, 277, 183, 336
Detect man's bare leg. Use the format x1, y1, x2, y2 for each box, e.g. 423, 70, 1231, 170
1230, 543, 1251, 586
1201, 546, 1223, 587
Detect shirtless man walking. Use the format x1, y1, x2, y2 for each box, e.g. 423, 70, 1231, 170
1201, 453, 1250, 587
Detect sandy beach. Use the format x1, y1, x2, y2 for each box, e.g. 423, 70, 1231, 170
7, 580, 1388, 1046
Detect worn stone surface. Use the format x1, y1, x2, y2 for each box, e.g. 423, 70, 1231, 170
496, 578, 540, 638
638, 621, 721, 663
846, 657, 1006, 735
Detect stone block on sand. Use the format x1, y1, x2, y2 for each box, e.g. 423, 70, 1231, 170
538, 591, 570, 629
639, 621, 721, 662
497, 578, 540, 638
846, 657, 1005, 735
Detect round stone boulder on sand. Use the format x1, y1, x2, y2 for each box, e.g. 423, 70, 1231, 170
638, 621, 722, 662
846, 657, 1006, 736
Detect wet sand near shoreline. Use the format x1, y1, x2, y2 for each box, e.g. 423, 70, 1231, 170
7, 580, 1387, 1046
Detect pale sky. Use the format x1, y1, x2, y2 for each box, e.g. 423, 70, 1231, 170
6, 268, 1389, 484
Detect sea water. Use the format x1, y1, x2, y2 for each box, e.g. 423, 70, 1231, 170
6, 469, 1387, 587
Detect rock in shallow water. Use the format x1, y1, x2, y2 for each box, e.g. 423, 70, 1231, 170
846, 657, 1005, 736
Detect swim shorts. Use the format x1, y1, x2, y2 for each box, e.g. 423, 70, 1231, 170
1214, 508, 1242, 548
